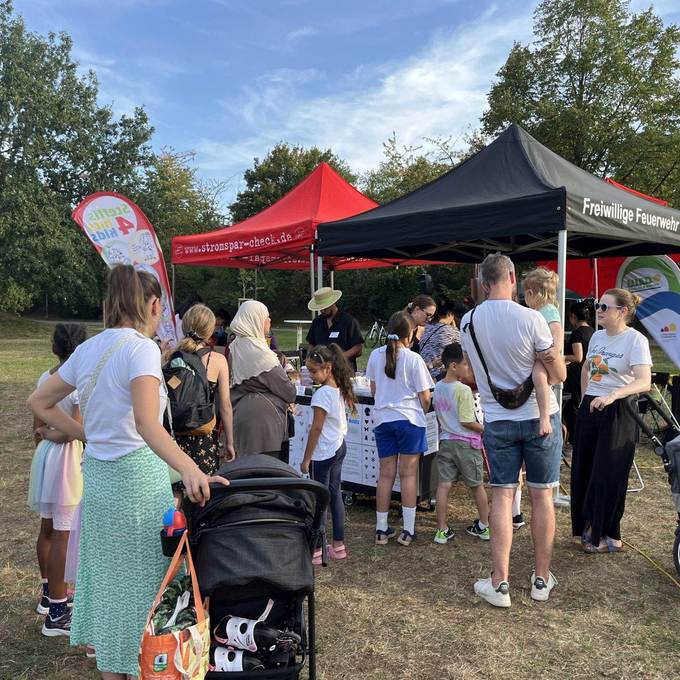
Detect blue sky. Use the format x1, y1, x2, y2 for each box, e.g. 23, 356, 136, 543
14, 0, 680, 206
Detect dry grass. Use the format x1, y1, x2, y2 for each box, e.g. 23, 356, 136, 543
1, 317, 679, 679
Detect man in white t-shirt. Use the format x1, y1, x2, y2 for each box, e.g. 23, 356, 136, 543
460, 253, 566, 608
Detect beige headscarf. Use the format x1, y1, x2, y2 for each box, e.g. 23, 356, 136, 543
229, 300, 279, 386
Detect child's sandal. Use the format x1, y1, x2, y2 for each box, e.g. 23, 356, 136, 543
329, 544, 347, 560
312, 549, 323, 566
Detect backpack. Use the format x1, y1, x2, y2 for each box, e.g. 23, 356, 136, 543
163, 347, 216, 436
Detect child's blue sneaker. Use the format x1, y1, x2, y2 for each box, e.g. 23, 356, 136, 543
375, 527, 397, 545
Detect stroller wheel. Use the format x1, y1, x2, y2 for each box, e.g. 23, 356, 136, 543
342, 491, 355, 508
674, 529, 680, 578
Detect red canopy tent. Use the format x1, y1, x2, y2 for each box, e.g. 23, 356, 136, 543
171, 163, 428, 277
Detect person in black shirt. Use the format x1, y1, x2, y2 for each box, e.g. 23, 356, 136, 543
563, 301, 595, 445
306, 287, 364, 372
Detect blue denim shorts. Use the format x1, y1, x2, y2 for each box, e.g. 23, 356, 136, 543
374, 420, 427, 458
482, 412, 562, 488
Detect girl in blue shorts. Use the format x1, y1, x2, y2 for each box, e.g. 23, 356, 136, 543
366, 311, 434, 545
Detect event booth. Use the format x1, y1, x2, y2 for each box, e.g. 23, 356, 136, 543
317, 123, 680, 326
170, 162, 433, 300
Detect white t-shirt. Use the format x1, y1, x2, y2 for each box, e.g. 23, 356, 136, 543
365, 346, 434, 428
584, 328, 652, 397
310, 385, 347, 461
59, 328, 166, 461
37, 370, 79, 417
460, 300, 559, 423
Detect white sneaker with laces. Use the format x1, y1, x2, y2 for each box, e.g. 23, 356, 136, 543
530, 570, 558, 601
474, 576, 511, 608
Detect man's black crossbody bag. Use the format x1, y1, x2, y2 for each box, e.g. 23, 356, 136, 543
464, 307, 534, 410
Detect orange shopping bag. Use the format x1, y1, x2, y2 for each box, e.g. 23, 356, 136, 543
140, 532, 210, 680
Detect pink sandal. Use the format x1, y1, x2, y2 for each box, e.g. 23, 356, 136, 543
328, 544, 347, 560
312, 549, 323, 566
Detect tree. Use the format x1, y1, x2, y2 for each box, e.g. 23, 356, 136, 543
0, 1, 154, 314
361, 134, 455, 204
481, 0, 680, 205
228, 142, 357, 222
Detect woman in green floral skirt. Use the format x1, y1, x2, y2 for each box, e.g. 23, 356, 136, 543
29, 265, 228, 679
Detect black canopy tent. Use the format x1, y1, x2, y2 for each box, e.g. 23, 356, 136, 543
317, 124, 680, 332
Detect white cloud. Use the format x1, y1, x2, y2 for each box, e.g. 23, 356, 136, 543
196, 4, 533, 184
286, 26, 319, 41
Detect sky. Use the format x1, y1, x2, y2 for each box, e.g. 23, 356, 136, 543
13, 0, 680, 206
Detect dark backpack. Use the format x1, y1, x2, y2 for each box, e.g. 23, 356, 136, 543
163, 347, 215, 435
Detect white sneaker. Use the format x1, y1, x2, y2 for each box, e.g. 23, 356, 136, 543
474, 577, 511, 608
530, 570, 558, 601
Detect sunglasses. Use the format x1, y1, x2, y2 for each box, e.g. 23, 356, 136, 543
595, 302, 623, 312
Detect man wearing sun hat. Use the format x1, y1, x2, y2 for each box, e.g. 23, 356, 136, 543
306, 287, 364, 372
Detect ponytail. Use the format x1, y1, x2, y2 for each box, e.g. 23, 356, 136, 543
385, 311, 415, 379
163, 304, 216, 362
104, 264, 161, 331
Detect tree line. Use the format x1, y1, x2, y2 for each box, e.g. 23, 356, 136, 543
1, 0, 678, 321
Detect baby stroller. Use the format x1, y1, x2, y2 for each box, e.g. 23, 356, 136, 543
185, 454, 329, 679
633, 395, 680, 576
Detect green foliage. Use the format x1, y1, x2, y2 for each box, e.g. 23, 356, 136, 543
361, 134, 453, 204
229, 142, 357, 223
0, 1, 154, 315
481, 0, 680, 205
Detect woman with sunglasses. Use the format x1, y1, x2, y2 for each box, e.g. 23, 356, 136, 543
570, 288, 652, 553
405, 294, 437, 354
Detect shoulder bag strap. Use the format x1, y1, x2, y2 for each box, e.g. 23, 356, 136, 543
463, 308, 495, 388
418, 323, 446, 354
79, 334, 135, 421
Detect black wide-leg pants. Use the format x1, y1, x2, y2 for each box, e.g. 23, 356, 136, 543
570, 395, 637, 545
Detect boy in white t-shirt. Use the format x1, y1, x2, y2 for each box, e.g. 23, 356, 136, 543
432, 343, 488, 544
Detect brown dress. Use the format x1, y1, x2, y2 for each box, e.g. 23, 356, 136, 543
231, 365, 296, 456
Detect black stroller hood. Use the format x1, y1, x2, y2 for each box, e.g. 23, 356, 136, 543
185, 455, 329, 597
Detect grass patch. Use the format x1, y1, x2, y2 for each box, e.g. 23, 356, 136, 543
2, 316, 680, 679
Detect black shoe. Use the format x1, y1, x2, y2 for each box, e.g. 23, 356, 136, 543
36, 594, 50, 615
42, 608, 72, 637
512, 513, 526, 531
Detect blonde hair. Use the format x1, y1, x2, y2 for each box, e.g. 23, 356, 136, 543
604, 288, 641, 324
165, 304, 215, 360
104, 265, 161, 332
523, 268, 558, 307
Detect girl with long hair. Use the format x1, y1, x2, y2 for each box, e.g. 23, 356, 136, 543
301, 344, 355, 564
366, 311, 434, 546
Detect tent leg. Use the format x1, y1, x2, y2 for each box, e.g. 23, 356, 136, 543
594, 257, 599, 330
254, 267, 258, 300
171, 264, 176, 307
310, 246, 316, 320
317, 255, 323, 290
330, 270, 335, 289
554, 229, 570, 508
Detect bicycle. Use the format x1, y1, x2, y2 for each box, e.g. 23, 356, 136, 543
365, 316, 387, 347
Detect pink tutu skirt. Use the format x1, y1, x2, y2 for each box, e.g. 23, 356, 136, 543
27, 439, 83, 514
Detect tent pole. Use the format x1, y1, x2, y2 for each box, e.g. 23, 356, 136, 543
317, 255, 323, 290
171, 264, 176, 307
555, 229, 570, 508
309, 246, 316, 320
254, 267, 259, 300
330, 269, 335, 289
594, 258, 599, 330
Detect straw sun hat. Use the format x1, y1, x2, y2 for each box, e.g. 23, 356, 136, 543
308, 287, 343, 311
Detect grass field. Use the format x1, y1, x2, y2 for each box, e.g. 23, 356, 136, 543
1, 315, 680, 679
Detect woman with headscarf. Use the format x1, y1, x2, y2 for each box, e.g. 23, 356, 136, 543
229, 300, 297, 457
